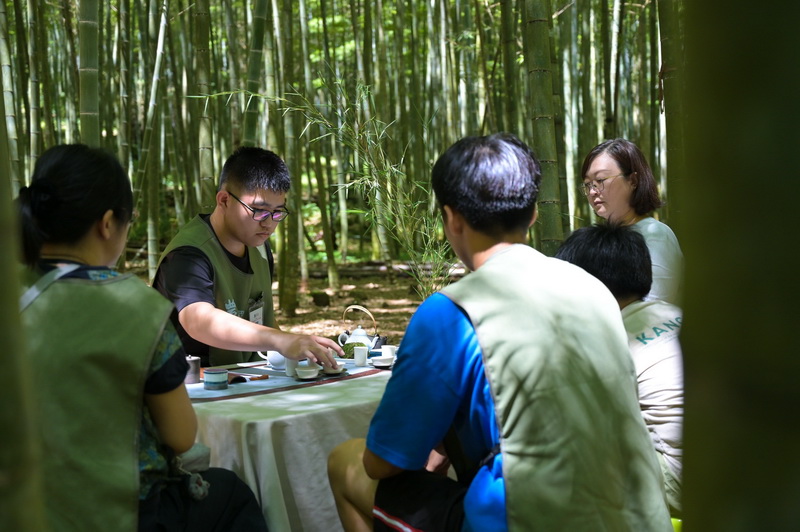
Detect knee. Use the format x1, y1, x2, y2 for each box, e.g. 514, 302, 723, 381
328, 438, 366, 487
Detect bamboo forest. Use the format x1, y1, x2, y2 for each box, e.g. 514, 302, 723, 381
0, 0, 684, 304
4, 0, 800, 529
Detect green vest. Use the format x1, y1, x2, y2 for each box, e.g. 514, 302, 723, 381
441, 245, 671, 531
158, 215, 274, 366
21, 270, 173, 532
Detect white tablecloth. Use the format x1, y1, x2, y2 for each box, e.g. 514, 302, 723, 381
189, 365, 391, 531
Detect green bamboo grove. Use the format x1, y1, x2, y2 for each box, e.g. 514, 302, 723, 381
6, 1, 800, 529
0, 0, 684, 306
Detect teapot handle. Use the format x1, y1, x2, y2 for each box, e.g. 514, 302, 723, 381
337, 332, 349, 346
341, 305, 378, 336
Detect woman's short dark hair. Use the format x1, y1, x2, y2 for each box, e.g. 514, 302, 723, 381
581, 138, 663, 215
555, 223, 652, 301
431, 132, 541, 237
17, 144, 133, 267
219, 146, 291, 194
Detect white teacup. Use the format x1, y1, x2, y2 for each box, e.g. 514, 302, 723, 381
295, 366, 320, 379
266, 350, 285, 369
381, 345, 398, 358
285, 358, 299, 377
203, 368, 228, 390
371, 355, 395, 367
353, 345, 368, 367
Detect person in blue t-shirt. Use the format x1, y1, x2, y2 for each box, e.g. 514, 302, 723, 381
326, 134, 672, 531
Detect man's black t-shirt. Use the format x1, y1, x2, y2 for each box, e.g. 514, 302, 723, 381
152, 215, 274, 362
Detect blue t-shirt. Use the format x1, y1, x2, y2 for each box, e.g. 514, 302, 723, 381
367, 293, 507, 531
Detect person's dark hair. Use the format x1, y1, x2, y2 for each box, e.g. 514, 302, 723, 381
581, 138, 662, 215
219, 146, 291, 194
17, 144, 133, 267
555, 223, 652, 301
431, 132, 541, 237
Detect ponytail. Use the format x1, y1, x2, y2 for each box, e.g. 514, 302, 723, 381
17, 185, 46, 267
16, 144, 133, 268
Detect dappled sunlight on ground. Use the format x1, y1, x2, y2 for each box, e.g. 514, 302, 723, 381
276, 272, 423, 344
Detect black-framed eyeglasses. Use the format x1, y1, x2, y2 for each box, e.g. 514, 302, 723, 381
580, 174, 626, 196
228, 191, 290, 222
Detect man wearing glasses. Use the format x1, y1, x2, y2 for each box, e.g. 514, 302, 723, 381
153, 147, 341, 368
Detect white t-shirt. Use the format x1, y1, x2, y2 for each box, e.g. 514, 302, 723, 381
632, 217, 684, 306
622, 298, 684, 482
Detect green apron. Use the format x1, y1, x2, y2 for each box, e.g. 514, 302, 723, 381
442, 244, 671, 531
158, 215, 274, 365
21, 269, 173, 532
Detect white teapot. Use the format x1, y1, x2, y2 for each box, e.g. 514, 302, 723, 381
337, 305, 381, 349
337, 325, 379, 349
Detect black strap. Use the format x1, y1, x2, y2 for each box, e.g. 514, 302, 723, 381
263, 241, 274, 279
443, 425, 471, 482
477, 444, 502, 470
442, 425, 501, 484
19, 264, 80, 312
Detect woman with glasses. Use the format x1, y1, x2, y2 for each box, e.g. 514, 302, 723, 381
580, 138, 684, 305
152, 146, 342, 368
17, 144, 267, 531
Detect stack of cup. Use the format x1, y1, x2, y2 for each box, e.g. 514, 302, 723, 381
369, 345, 398, 369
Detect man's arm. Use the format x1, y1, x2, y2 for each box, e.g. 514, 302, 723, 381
362, 447, 405, 480
425, 443, 452, 476
362, 445, 448, 480
362, 295, 474, 480
179, 301, 342, 367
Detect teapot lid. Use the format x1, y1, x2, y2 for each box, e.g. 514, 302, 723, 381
350, 325, 368, 336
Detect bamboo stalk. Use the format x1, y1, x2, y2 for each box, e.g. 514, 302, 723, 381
523, 0, 564, 256
0, 0, 21, 191
0, 76, 46, 530
78, 0, 100, 146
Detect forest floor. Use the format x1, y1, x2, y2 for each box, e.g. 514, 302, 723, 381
133, 253, 463, 347
276, 262, 429, 347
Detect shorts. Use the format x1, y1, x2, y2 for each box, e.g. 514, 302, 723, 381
138, 468, 267, 531
374, 469, 466, 532
656, 451, 682, 518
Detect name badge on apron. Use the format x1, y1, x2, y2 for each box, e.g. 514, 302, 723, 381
249, 295, 264, 326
